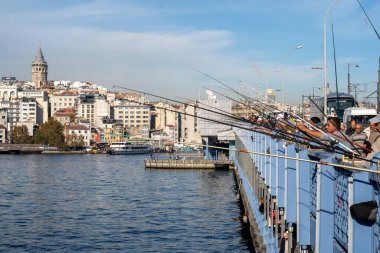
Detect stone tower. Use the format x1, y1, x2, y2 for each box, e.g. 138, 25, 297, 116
31, 46, 48, 88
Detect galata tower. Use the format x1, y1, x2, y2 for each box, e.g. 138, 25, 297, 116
31, 46, 48, 88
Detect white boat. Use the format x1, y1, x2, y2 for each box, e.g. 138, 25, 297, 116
108, 142, 152, 155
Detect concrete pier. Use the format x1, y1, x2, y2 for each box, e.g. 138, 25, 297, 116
145, 159, 233, 169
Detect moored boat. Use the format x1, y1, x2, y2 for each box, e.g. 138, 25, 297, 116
108, 142, 152, 155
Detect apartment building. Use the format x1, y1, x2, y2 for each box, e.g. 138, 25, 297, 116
50, 91, 78, 114
112, 101, 150, 130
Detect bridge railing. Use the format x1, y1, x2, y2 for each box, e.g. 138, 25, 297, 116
234, 129, 379, 253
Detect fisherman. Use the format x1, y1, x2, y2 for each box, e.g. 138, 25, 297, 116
309, 116, 324, 129
364, 121, 380, 145
350, 123, 370, 156
296, 117, 352, 151
345, 118, 357, 136
366, 114, 380, 159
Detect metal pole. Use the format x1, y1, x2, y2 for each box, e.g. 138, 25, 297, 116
348, 63, 351, 94
324, 0, 340, 122
377, 57, 380, 112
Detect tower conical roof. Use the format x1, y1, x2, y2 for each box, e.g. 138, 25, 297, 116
34, 46, 46, 63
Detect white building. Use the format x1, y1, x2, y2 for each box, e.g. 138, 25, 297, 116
113, 101, 150, 130
0, 85, 18, 101
19, 98, 37, 123
181, 103, 201, 145
64, 123, 91, 147
197, 91, 232, 137
18, 90, 49, 124
50, 91, 78, 115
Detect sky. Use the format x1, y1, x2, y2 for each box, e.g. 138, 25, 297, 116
0, 0, 379, 104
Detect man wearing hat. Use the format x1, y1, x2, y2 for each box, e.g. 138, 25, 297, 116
366, 113, 380, 159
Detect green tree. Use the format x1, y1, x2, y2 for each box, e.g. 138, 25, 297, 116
34, 118, 65, 147
12, 125, 32, 144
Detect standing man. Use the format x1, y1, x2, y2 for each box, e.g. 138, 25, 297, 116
345, 118, 356, 136
350, 123, 370, 156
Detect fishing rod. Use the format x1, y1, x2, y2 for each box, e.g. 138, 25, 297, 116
113, 85, 262, 129
203, 73, 359, 155
116, 86, 374, 164
186, 143, 380, 174
205, 85, 340, 153
116, 94, 321, 148
194, 71, 362, 156
307, 96, 363, 155
205, 86, 340, 152
195, 71, 335, 148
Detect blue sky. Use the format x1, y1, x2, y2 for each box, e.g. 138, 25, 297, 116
0, 0, 379, 103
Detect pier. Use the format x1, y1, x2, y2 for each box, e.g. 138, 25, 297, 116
145, 158, 233, 170
233, 129, 380, 253
0, 144, 54, 154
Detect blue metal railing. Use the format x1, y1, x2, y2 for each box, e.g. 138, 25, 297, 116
234, 129, 377, 253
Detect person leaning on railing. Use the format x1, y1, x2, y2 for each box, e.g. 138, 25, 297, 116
350, 123, 371, 157
296, 117, 351, 149
366, 113, 380, 160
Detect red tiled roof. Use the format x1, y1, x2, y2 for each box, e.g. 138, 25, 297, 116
65, 124, 89, 131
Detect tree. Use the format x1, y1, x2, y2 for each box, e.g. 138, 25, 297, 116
12, 125, 32, 144
34, 118, 65, 147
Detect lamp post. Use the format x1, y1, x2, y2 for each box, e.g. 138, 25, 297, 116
281, 45, 303, 108
323, 0, 340, 122
347, 63, 359, 94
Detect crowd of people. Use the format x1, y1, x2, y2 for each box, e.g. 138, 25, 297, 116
296, 115, 380, 159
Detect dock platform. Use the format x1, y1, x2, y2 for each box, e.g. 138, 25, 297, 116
145, 159, 233, 169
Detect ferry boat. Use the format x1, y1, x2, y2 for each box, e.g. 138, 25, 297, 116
108, 142, 152, 155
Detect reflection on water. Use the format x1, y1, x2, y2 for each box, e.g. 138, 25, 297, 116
0, 155, 254, 252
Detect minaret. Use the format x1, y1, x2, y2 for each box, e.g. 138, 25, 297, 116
31, 46, 48, 89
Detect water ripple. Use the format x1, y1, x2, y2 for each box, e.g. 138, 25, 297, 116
0, 155, 254, 252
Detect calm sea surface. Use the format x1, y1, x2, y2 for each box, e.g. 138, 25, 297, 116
0, 154, 254, 252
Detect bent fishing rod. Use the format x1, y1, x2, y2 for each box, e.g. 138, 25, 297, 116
307, 96, 363, 155
202, 86, 342, 153
115, 94, 321, 148
113, 85, 307, 146
194, 70, 359, 155
203, 85, 341, 153
113, 85, 255, 126
184, 143, 380, 174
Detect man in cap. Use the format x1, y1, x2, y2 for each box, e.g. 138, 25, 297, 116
366, 113, 380, 159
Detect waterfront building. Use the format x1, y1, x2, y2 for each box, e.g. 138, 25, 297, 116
151, 102, 181, 143
0, 100, 20, 127
197, 90, 232, 159
77, 94, 95, 126
63, 122, 91, 147
53, 108, 76, 126
0, 124, 6, 143
112, 100, 151, 132
197, 91, 232, 137
18, 90, 49, 124
181, 103, 201, 145
31, 46, 48, 89
101, 118, 125, 143
0, 108, 7, 126
19, 97, 37, 123
77, 94, 110, 127
0, 108, 7, 143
